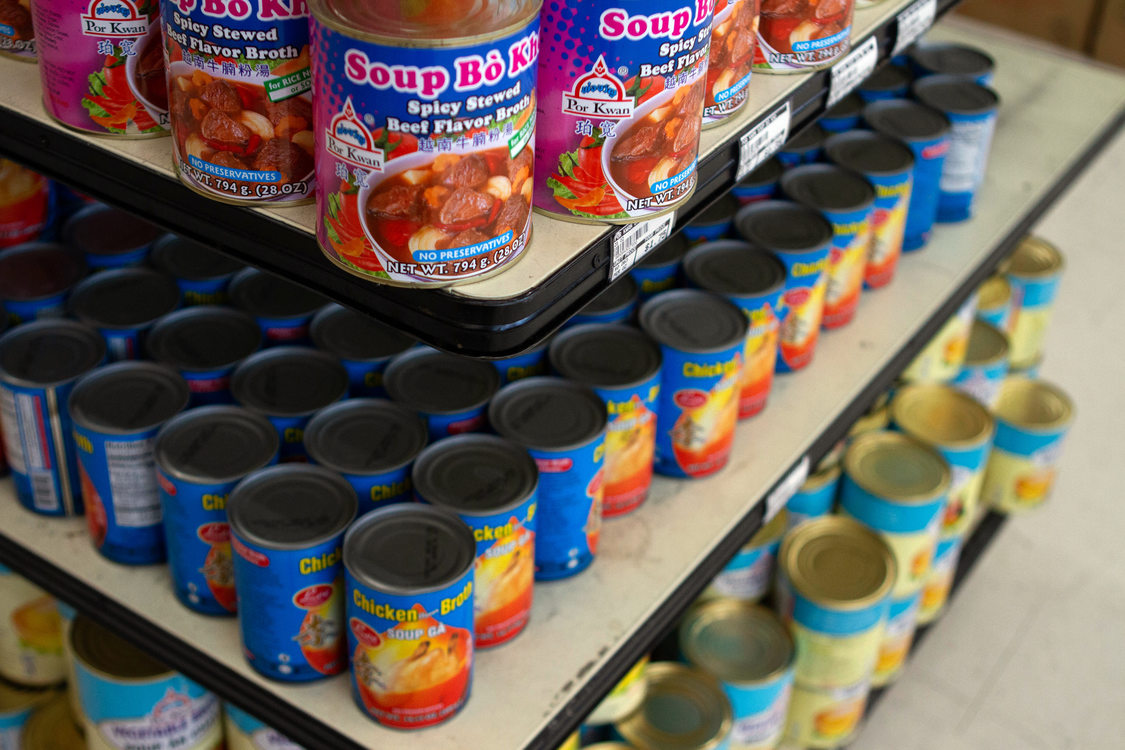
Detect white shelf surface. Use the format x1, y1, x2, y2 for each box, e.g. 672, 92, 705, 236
2, 19, 1125, 750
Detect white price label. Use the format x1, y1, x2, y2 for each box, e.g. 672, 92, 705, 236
765, 455, 810, 522
893, 0, 937, 56
609, 213, 675, 281
736, 102, 791, 181
828, 35, 879, 107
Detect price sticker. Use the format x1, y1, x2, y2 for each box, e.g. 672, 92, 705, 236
764, 455, 810, 522
893, 0, 937, 56
828, 35, 879, 107
736, 102, 791, 182
609, 212, 675, 281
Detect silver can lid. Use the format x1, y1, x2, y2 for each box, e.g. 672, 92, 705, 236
231, 347, 349, 417
154, 405, 279, 484
413, 433, 537, 516
227, 464, 357, 550
303, 398, 428, 476
69, 361, 189, 435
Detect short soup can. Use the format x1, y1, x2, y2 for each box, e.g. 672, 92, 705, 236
67, 268, 180, 361
951, 319, 1010, 409
701, 508, 787, 603
383, 347, 501, 442
1005, 236, 1065, 369
310, 304, 416, 398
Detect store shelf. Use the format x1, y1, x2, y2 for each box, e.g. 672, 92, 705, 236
0, 0, 956, 357
2, 19, 1124, 750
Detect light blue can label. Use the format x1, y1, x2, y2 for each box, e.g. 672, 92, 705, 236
0, 380, 84, 516
532, 437, 603, 581
937, 110, 997, 223
787, 475, 839, 529
723, 667, 794, 749
0, 701, 36, 750
902, 135, 949, 251
257, 317, 314, 348
225, 702, 304, 749
953, 357, 1009, 409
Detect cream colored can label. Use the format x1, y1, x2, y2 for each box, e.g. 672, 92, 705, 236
983, 445, 1063, 513
871, 594, 920, 686
790, 621, 883, 690
783, 679, 869, 750
0, 566, 66, 686
1009, 306, 1053, 368
901, 294, 976, 383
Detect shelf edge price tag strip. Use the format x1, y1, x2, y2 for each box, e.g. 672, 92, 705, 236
764, 455, 810, 523
609, 213, 676, 281
893, 0, 937, 56
828, 35, 879, 107
736, 102, 791, 182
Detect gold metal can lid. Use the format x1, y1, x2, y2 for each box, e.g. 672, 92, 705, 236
892, 384, 994, 448
849, 404, 890, 438
615, 662, 732, 750
779, 516, 896, 611
71, 615, 172, 681
977, 274, 1011, 312
20, 693, 84, 750
0, 682, 52, 714
1007, 236, 1064, 278
746, 508, 788, 550
964, 319, 1009, 366
995, 378, 1074, 432
801, 463, 842, 492
844, 431, 951, 503
679, 600, 793, 686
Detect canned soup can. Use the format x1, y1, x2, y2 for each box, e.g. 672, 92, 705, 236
548, 324, 662, 518
31, 0, 167, 136
224, 702, 305, 750
413, 434, 537, 647
0, 243, 87, 324
68, 268, 180, 361
681, 601, 793, 750
683, 240, 785, 419
309, 1, 539, 286
535, 0, 711, 224
489, 377, 606, 580
492, 340, 548, 385
755, 0, 854, 73
0, 162, 49, 247
62, 205, 162, 270
857, 64, 912, 102
731, 156, 782, 205
154, 406, 279, 616
917, 535, 960, 625
615, 662, 732, 750
228, 269, 330, 347
640, 290, 747, 479
824, 131, 914, 290
683, 195, 739, 245
0, 564, 66, 687
702, 508, 787, 603
784, 681, 871, 750
776, 123, 825, 168
787, 464, 840, 529
909, 42, 995, 86
146, 306, 262, 407
983, 378, 1074, 514
901, 292, 977, 384
231, 346, 350, 462
1006, 236, 1064, 369
735, 201, 833, 373
0, 0, 34, 60
19, 692, 85, 750
870, 590, 921, 687
149, 235, 246, 306
70, 362, 190, 564
584, 656, 650, 728
71, 615, 222, 750
310, 303, 416, 397
951, 319, 1010, 409
632, 233, 691, 299
566, 275, 640, 329
819, 93, 862, 134
0, 320, 104, 517
976, 273, 1015, 334
304, 399, 429, 517
781, 165, 874, 330
840, 431, 950, 597
703, 0, 759, 127
162, 0, 314, 206
343, 505, 476, 729
227, 464, 357, 681
383, 347, 500, 442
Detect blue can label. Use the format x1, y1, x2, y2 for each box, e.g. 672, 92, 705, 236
977, 303, 1011, 335
722, 665, 794, 749
85, 246, 151, 270
3, 295, 69, 325
903, 135, 949, 251
982, 414, 1069, 514
100, 327, 144, 362
0, 381, 84, 516
532, 438, 604, 580
787, 477, 839, 529
631, 263, 680, 299
346, 570, 474, 728
225, 702, 303, 749
182, 367, 237, 407
341, 357, 390, 398
819, 112, 861, 134
492, 347, 547, 386
424, 407, 487, 443
177, 277, 232, 307
267, 413, 313, 462
937, 110, 997, 222
232, 532, 347, 681
342, 465, 412, 518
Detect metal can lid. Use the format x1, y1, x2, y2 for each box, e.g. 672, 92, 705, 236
779, 516, 896, 610
313, 0, 540, 45
844, 431, 951, 503
734, 200, 834, 257
964, 319, 1009, 367
581, 275, 638, 317
781, 123, 826, 154
683, 241, 787, 300
824, 130, 915, 176
343, 504, 475, 596
639, 289, 749, 355
913, 75, 1000, 116
615, 662, 732, 750
227, 464, 357, 550
146, 306, 261, 372
747, 507, 788, 550
149, 234, 246, 281
72, 614, 172, 680
489, 376, 606, 451
892, 384, 994, 448
231, 347, 349, 417
228, 268, 329, 321
0, 319, 105, 388
637, 233, 692, 270
548, 324, 662, 390
801, 462, 842, 492
736, 156, 783, 189
0, 243, 87, 301
413, 433, 537, 515
0, 681, 51, 713
864, 99, 951, 142
679, 601, 794, 686
860, 64, 912, 93
994, 378, 1074, 432
782, 164, 876, 214
691, 195, 739, 226
977, 274, 1011, 311
310, 304, 416, 363
154, 406, 279, 485
68, 268, 180, 330
383, 347, 500, 416
909, 42, 995, 79
1007, 236, 1064, 278
18, 692, 83, 750
824, 92, 864, 119
304, 399, 428, 476
62, 205, 161, 260
69, 362, 189, 435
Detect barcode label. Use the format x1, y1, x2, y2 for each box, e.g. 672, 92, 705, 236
893, 0, 937, 56
737, 102, 791, 181
828, 35, 879, 107
765, 455, 810, 522
609, 213, 675, 281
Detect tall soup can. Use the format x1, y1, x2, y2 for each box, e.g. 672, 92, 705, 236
908, 42, 995, 86
731, 156, 782, 205
61, 204, 161, 270
549, 324, 662, 518
67, 268, 181, 361
535, 0, 712, 223
20, 692, 85, 750
383, 347, 501, 442
0, 683, 54, 750
309, 0, 540, 285
0, 243, 87, 325
566, 275, 640, 328
148, 234, 246, 306
228, 269, 329, 347
639, 290, 747, 479
754, 0, 855, 73
1005, 236, 1065, 369
819, 93, 862, 134
492, 340, 549, 385
703, 0, 759, 127
951, 319, 1010, 409
32, 0, 167, 136
0, 161, 49, 247
776, 123, 826, 168
701, 508, 787, 603
310, 304, 416, 398
983, 378, 1074, 514
631, 233, 692, 299
786, 464, 840, 529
